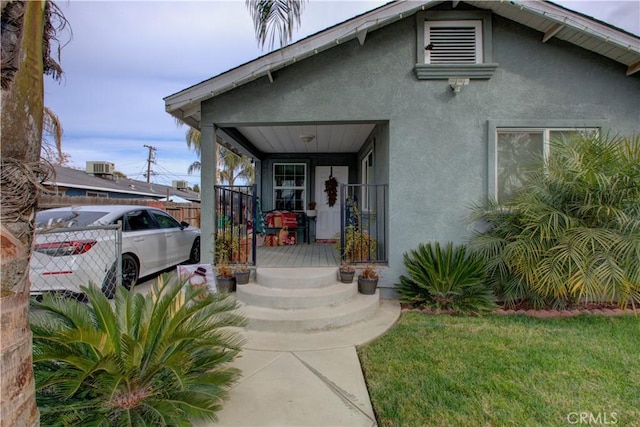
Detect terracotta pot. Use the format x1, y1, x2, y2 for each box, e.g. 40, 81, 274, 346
339, 270, 355, 283
357, 277, 378, 295
216, 276, 236, 293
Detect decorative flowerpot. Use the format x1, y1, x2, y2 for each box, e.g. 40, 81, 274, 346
339, 270, 355, 283
306, 209, 317, 218
216, 276, 236, 293
235, 271, 250, 285
357, 277, 378, 295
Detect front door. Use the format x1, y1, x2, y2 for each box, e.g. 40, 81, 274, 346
315, 166, 348, 240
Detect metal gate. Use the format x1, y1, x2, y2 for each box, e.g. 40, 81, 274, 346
339, 183, 388, 264
214, 185, 257, 265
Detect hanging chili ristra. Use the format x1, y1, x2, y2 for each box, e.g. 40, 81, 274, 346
324, 167, 338, 207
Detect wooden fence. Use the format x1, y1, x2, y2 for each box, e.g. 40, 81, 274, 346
38, 195, 201, 228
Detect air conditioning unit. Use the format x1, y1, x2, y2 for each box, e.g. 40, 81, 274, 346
86, 161, 115, 175
172, 180, 189, 190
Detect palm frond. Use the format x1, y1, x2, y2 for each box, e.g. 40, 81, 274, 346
31, 274, 246, 423
246, 0, 306, 50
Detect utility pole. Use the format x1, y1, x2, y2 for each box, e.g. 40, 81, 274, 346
143, 144, 156, 183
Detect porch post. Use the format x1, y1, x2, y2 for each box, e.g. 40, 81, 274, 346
200, 123, 217, 264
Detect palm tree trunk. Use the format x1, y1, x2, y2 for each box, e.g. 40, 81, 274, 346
1, 1, 47, 425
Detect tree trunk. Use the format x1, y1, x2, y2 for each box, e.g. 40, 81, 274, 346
1, 1, 47, 425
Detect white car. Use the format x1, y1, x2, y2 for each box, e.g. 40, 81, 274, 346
30, 205, 201, 298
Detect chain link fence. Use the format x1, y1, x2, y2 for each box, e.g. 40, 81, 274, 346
30, 223, 122, 300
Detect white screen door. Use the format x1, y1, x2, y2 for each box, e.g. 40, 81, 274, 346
315, 166, 348, 240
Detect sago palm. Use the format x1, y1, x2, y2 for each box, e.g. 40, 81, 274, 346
30, 275, 246, 425
470, 133, 640, 309
398, 242, 495, 314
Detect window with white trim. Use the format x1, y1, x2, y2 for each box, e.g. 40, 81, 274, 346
86, 191, 108, 198
273, 163, 306, 211
496, 128, 597, 202
425, 20, 482, 64
361, 150, 374, 211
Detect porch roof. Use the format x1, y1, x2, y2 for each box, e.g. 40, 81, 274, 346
164, 0, 640, 131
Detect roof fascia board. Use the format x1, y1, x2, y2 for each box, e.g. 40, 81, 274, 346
507, 1, 639, 52
165, 1, 438, 113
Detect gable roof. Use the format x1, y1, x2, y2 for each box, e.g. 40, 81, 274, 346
46, 165, 201, 202
164, 0, 640, 130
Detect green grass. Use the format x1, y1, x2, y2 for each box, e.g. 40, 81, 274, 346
358, 313, 640, 427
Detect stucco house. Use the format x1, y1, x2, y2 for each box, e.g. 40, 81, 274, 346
164, 0, 639, 296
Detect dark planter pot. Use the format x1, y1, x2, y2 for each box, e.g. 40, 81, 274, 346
235, 271, 250, 285
216, 276, 236, 293
339, 270, 355, 284
358, 277, 378, 295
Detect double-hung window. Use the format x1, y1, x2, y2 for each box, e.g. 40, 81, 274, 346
273, 163, 306, 211
495, 128, 598, 202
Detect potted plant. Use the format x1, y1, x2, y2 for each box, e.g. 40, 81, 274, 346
357, 264, 378, 295
335, 226, 378, 262
338, 261, 355, 283
234, 263, 250, 285
334, 203, 378, 262
215, 259, 236, 293
307, 201, 317, 218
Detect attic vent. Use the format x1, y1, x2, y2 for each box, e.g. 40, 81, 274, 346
86, 161, 115, 175
172, 180, 189, 190
425, 20, 482, 64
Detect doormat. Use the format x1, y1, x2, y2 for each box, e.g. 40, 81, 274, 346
315, 239, 337, 244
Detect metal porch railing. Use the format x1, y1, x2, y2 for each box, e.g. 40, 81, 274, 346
214, 185, 256, 265
339, 184, 388, 264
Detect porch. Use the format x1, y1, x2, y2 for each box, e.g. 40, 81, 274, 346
256, 243, 340, 267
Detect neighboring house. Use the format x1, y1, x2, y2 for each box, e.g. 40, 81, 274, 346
44, 164, 201, 202
164, 0, 639, 295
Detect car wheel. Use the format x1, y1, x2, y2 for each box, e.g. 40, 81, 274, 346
121, 254, 139, 290
188, 237, 201, 264
101, 264, 118, 299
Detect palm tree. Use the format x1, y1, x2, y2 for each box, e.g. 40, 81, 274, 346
30, 276, 246, 424
246, 0, 307, 50
470, 133, 640, 309
1, 1, 67, 424
178, 118, 254, 185
40, 106, 65, 164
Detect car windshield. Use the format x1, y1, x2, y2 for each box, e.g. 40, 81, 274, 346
35, 210, 109, 230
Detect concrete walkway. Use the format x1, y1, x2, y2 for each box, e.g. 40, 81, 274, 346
197, 299, 400, 427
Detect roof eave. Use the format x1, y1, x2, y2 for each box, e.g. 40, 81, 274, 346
164, 1, 438, 119
165, 0, 640, 126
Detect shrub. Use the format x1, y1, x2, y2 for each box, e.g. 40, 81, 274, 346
469, 133, 640, 309
398, 242, 495, 314
30, 275, 246, 425
336, 225, 378, 262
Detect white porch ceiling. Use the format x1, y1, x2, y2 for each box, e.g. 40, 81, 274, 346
237, 123, 376, 154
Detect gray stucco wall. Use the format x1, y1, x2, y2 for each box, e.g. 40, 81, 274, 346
201, 9, 640, 292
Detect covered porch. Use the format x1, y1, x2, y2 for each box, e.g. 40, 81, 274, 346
256, 243, 340, 267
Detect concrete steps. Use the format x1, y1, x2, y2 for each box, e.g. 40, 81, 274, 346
235, 267, 380, 333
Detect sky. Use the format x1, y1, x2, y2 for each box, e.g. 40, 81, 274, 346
44, 0, 640, 189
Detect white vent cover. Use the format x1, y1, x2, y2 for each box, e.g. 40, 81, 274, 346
86, 161, 115, 175
172, 180, 189, 190
425, 20, 482, 64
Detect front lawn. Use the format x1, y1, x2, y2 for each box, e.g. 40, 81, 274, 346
358, 312, 639, 427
